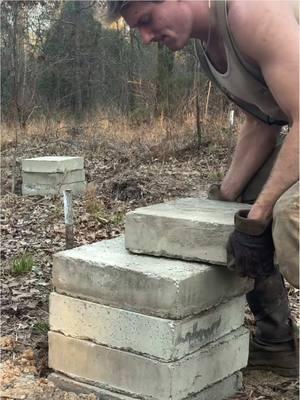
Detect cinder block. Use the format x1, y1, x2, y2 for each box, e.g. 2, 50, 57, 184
125, 198, 251, 265
22, 181, 86, 196
53, 236, 252, 319
22, 156, 84, 173
50, 293, 246, 361
48, 371, 242, 400
22, 170, 85, 185
48, 327, 249, 400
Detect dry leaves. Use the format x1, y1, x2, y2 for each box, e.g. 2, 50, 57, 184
0, 132, 299, 399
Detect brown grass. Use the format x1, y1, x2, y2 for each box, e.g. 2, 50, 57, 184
1, 109, 240, 160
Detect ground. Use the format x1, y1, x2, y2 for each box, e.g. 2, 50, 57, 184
1, 125, 299, 400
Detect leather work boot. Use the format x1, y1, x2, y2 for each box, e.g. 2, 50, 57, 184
247, 270, 299, 377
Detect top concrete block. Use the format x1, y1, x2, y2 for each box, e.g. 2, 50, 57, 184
22, 156, 84, 173
125, 198, 250, 265
53, 236, 252, 319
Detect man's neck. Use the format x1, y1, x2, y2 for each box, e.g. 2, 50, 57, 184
187, 0, 218, 41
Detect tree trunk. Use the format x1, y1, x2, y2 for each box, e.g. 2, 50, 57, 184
156, 43, 174, 116
127, 28, 135, 114
74, 0, 83, 121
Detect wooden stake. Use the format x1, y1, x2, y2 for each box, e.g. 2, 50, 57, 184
63, 189, 74, 249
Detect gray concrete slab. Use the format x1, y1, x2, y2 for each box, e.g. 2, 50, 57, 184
125, 198, 251, 265
22, 170, 85, 185
50, 292, 246, 361
53, 236, 253, 319
48, 327, 248, 400
48, 371, 242, 400
22, 156, 84, 173
22, 181, 86, 196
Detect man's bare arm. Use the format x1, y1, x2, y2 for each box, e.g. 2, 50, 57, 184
220, 113, 279, 201
228, 1, 299, 222
253, 123, 299, 221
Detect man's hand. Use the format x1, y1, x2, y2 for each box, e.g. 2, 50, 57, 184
227, 209, 276, 278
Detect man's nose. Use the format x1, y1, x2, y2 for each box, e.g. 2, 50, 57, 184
139, 27, 156, 44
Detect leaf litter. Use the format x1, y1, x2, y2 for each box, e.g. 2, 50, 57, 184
1, 132, 299, 399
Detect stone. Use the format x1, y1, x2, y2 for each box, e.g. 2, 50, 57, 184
22, 181, 86, 196
53, 236, 252, 319
49, 292, 246, 361
125, 198, 251, 265
48, 327, 249, 400
22, 156, 84, 173
22, 170, 85, 186
48, 371, 242, 400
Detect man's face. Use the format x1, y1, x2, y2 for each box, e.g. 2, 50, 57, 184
121, 1, 193, 51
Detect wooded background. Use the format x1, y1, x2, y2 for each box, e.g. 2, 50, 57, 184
1, 0, 236, 131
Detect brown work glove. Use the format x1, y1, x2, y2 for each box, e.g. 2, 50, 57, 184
227, 210, 276, 279
207, 183, 241, 202
207, 183, 227, 201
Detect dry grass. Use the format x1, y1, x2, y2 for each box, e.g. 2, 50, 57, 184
1, 109, 239, 167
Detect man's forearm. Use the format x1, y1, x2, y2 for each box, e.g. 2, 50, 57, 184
221, 116, 279, 201
249, 122, 299, 222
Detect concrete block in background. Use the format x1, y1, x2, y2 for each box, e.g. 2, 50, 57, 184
22, 156, 84, 173
22, 181, 86, 196
21, 156, 86, 196
22, 170, 85, 186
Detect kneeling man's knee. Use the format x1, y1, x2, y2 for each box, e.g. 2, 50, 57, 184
272, 182, 299, 288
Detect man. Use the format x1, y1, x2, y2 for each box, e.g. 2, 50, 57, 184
106, 0, 299, 377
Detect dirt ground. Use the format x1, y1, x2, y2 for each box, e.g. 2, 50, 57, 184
1, 129, 299, 399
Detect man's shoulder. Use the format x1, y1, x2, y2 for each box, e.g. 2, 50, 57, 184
227, 0, 296, 63
227, 0, 293, 27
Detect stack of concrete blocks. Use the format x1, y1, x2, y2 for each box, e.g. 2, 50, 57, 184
22, 156, 86, 196
49, 199, 252, 400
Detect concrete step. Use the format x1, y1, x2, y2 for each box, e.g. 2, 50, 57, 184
50, 292, 246, 361
49, 327, 249, 400
49, 371, 242, 400
125, 198, 250, 265
53, 236, 252, 319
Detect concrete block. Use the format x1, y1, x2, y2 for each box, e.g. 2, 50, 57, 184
49, 371, 242, 400
50, 292, 246, 361
22, 181, 86, 196
22, 170, 85, 186
22, 156, 84, 173
48, 327, 249, 400
53, 236, 253, 319
125, 198, 251, 265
